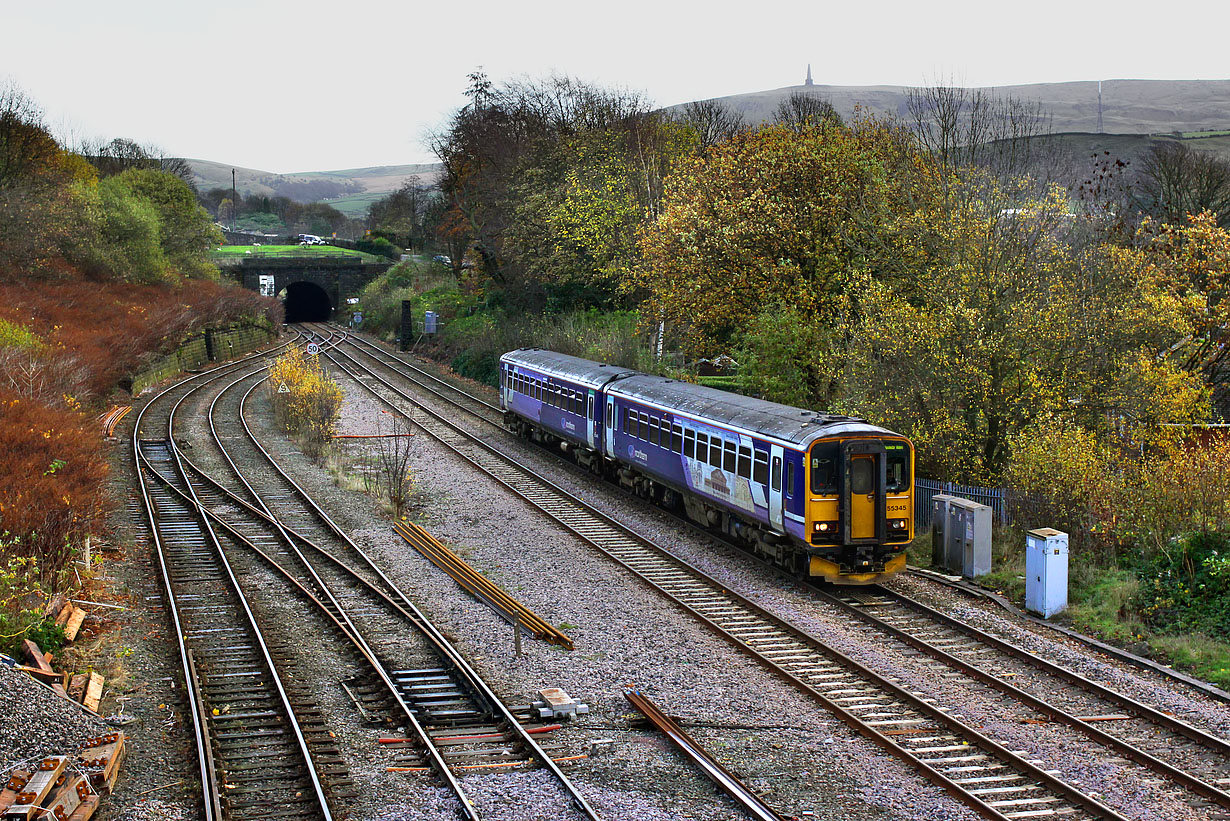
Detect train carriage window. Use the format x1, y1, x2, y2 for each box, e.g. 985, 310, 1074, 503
709, 437, 723, 469
754, 451, 769, 485
587, 395, 594, 421
606, 402, 613, 429
577, 393, 586, 416
671, 424, 683, 454
649, 417, 660, 446
621, 406, 628, 435
723, 441, 737, 473
535, 380, 542, 401
684, 429, 695, 459
786, 461, 795, 497
772, 456, 782, 492
886, 444, 910, 492
695, 433, 708, 464
850, 458, 875, 495
737, 445, 752, 479
809, 442, 839, 494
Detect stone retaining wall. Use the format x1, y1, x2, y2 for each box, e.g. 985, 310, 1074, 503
131, 324, 277, 394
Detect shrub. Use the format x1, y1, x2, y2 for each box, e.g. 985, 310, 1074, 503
0, 549, 66, 656
0, 390, 108, 590
1134, 531, 1230, 638
266, 348, 343, 458
356, 237, 401, 261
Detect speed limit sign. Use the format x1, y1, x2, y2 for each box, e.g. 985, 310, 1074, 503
306, 342, 321, 355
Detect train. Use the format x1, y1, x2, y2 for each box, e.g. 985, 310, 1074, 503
498, 348, 915, 584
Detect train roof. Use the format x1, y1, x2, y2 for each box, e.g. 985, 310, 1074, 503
608, 373, 898, 447
500, 348, 640, 388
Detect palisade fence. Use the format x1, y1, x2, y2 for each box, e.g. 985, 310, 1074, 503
914, 478, 1010, 531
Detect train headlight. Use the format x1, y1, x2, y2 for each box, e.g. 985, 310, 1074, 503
813, 520, 838, 533
888, 518, 909, 531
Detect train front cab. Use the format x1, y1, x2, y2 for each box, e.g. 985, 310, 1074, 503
805, 436, 914, 584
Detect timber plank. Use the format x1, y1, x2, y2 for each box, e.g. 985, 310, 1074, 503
63, 608, 87, 642
81, 673, 104, 714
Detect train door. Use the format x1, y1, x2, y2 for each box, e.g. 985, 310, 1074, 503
842, 440, 887, 542
604, 395, 616, 454
587, 391, 596, 449
768, 444, 784, 532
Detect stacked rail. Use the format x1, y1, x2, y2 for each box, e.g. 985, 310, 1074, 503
393, 519, 574, 650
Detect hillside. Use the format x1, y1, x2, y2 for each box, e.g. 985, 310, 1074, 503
676, 78, 1230, 135
186, 159, 443, 216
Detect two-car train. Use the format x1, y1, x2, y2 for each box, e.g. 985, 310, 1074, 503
499, 348, 914, 585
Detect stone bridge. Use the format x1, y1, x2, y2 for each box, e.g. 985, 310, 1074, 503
225, 255, 393, 322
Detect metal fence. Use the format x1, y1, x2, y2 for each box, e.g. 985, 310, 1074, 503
914, 478, 1009, 532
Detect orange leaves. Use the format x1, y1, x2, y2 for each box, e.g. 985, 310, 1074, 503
0, 386, 107, 588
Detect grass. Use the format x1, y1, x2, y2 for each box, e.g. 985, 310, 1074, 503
1181, 129, 1230, 139
320, 192, 388, 218
212, 245, 386, 263
944, 527, 1230, 691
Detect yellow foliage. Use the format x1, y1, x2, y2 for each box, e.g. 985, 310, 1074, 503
267, 348, 343, 457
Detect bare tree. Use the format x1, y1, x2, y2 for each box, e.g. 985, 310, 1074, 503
772, 91, 843, 132
0, 81, 60, 188
80, 136, 196, 189
905, 82, 1059, 185
367, 411, 417, 517
675, 99, 745, 150
1135, 141, 1230, 228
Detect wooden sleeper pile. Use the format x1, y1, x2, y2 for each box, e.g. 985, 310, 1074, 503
0, 733, 125, 821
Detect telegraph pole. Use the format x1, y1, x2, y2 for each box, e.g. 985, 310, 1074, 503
231, 168, 237, 232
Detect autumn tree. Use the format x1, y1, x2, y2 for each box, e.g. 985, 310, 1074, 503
433, 72, 691, 310
634, 119, 913, 355
1112, 211, 1230, 410
843, 173, 1203, 482
115, 168, 221, 279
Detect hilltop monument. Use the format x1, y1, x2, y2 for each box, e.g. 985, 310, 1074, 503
805, 64, 814, 86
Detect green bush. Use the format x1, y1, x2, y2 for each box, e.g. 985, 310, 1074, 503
356, 236, 401, 260
1134, 531, 1230, 637
0, 549, 65, 657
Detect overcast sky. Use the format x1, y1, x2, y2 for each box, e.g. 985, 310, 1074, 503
4, 0, 1227, 173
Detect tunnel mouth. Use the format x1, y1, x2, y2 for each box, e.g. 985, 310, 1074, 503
283, 281, 332, 323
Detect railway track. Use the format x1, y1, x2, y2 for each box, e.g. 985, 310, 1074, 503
327, 326, 1230, 816
134, 333, 600, 820
190, 360, 599, 817
822, 587, 1230, 813
313, 326, 1139, 820
132, 340, 338, 821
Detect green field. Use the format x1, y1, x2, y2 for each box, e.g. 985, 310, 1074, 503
1182, 130, 1230, 139
318, 191, 388, 218
212, 245, 386, 263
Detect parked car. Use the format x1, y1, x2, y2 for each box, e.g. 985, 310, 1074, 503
432, 254, 451, 265
298, 234, 326, 245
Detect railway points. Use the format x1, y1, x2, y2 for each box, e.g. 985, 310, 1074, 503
318, 323, 1230, 821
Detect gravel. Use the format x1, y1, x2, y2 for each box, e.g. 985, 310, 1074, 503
10, 335, 1223, 821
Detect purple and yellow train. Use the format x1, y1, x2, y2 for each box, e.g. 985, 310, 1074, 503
499, 348, 915, 584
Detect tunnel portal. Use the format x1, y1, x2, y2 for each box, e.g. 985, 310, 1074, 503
282, 281, 333, 323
